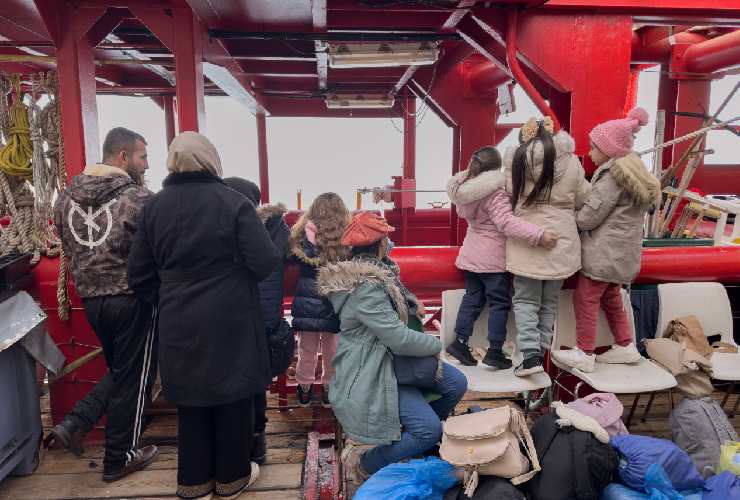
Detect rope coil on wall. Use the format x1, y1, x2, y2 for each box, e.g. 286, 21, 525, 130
0, 71, 68, 320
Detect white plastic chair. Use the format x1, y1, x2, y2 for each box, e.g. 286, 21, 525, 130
551, 289, 677, 427
440, 289, 551, 398
656, 282, 740, 415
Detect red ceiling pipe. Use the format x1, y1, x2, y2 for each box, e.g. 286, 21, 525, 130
506, 9, 560, 131
684, 29, 740, 74
466, 62, 512, 95
631, 29, 706, 63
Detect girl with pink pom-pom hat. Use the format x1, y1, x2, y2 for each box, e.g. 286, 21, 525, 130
551, 107, 663, 374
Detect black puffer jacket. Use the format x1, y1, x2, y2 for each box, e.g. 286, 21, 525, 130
256, 204, 290, 333
289, 234, 341, 333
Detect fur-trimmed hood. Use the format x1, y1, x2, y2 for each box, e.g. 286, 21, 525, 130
503, 130, 576, 182
599, 153, 661, 209
446, 169, 505, 206
256, 203, 287, 224
317, 258, 408, 324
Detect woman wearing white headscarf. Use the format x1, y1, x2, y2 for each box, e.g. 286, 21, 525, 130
128, 131, 280, 499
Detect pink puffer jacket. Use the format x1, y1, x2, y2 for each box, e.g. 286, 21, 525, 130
447, 169, 543, 273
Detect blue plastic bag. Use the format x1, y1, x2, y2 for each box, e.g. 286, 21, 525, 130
610, 435, 704, 492
354, 457, 458, 500
600, 465, 703, 500
702, 471, 740, 500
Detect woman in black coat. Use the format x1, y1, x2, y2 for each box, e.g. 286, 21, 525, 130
128, 132, 280, 499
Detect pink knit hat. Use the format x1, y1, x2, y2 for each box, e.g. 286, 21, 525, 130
589, 107, 649, 159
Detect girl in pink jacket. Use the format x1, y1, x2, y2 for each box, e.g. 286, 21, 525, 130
445, 146, 556, 369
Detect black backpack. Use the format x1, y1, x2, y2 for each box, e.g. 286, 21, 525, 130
527, 411, 618, 500
444, 476, 526, 500
267, 319, 295, 378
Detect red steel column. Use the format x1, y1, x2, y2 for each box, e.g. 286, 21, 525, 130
657, 72, 678, 172
173, 8, 205, 132
672, 79, 711, 180
669, 41, 711, 180
403, 95, 416, 179
256, 112, 270, 203
163, 95, 176, 146
401, 95, 416, 245
55, 7, 104, 177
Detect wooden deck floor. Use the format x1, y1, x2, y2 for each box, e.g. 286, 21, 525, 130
1, 389, 738, 500
0, 393, 312, 500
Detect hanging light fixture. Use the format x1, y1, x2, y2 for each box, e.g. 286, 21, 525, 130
325, 93, 394, 109
328, 42, 439, 68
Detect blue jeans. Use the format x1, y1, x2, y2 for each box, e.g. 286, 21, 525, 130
360, 363, 468, 474
454, 271, 512, 348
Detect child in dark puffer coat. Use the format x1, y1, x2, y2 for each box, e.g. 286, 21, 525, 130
224, 177, 290, 464
289, 193, 351, 407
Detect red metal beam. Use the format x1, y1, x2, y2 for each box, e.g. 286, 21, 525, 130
507, 9, 560, 131
684, 29, 740, 74
543, 0, 740, 22
256, 112, 270, 203
440, 0, 477, 33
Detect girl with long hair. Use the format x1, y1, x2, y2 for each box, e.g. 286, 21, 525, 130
289, 192, 351, 406
504, 118, 591, 377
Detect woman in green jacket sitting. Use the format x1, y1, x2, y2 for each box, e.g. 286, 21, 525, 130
316, 212, 468, 481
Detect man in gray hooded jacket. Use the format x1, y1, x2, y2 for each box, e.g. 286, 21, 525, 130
47, 127, 158, 482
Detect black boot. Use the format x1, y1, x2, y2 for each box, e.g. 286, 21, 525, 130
445, 339, 477, 366
103, 445, 159, 483
43, 417, 87, 457
482, 347, 512, 370
252, 431, 267, 465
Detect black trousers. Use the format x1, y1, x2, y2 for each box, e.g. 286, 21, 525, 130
67, 351, 158, 434
254, 392, 267, 434
81, 295, 156, 471
177, 397, 255, 499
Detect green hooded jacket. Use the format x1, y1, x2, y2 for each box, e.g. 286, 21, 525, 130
316, 258, 441, 445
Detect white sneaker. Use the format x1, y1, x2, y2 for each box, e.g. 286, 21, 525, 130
552, 348, 595, 373
596, 343, 641, 364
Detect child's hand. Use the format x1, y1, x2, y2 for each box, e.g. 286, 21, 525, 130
540, 230, 558, 249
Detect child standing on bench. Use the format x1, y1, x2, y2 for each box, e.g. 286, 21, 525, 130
445, 146, 557, 369
505, 117, 591, 377
552, 107, 661, 373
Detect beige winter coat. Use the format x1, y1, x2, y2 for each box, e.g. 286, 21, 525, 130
577, 153, 662, 284
504, 131, 591, 280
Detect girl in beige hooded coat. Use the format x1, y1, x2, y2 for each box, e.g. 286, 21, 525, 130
552, 108, 662, 373
504, 118, 591, 377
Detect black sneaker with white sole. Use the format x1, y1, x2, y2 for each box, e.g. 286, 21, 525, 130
103, 445, 159, 483
514, 356, 544, 377
482, 348, 512, 370
445, 339, 477, 366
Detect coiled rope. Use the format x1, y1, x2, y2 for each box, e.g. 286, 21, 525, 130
0, 71, 68, 319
